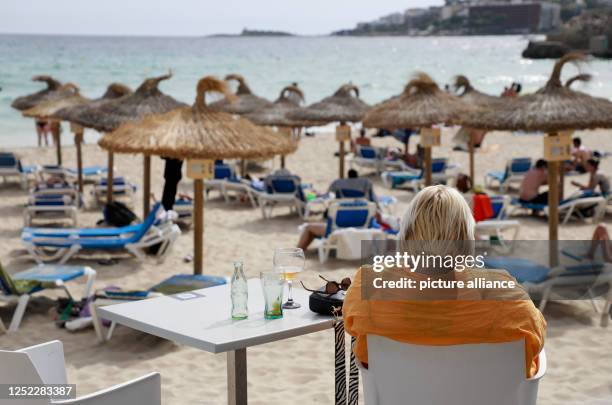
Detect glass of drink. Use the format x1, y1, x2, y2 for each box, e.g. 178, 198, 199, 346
260, 271, 285, 319
273, 247, 305, 309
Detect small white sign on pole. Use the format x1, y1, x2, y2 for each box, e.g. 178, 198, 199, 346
544, 132, 572, 162
186, 159, 214, 180
335, 124, 351, 142
420, 127, 441, 147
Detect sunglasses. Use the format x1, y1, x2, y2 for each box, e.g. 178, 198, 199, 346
300, 275, 351, 296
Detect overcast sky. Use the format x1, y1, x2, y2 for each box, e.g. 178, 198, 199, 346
2, 0, 441, 36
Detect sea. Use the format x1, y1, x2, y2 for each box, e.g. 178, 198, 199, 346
1, 34, 611, 147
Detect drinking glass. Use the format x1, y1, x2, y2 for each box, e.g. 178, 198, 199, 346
273, 247, 305, 309
260, 271, 285, 319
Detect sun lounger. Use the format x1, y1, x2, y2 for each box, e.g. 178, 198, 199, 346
315, 199, 381, 263
93, 176, 137, 206
381, 158, 454, 190
348, 145, 383, 174
256, 177, 307, 219
222, 178, 259, 207
474, 195, 520, 246
359, 335, 545, 405
40, 165, 108, 182
484, 256, 612, 326
204, 163, 234, 202
24, 194, 78, 227
0, 263, 96, 332
0, 152, 38, 189
485, 157, 532, 192
22, 203, 180, 264
510, 191, 607, 224
0, 340, 161, 404
90, 274, 226, 341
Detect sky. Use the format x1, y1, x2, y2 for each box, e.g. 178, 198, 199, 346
1, 0, 441, 37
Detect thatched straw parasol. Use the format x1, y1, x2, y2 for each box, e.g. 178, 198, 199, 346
208, 74, 272, 115
71, 73, 185, 215
288, 83, 370, 126
99, 76, 297, 275
453, 75, 504, 188
289, 83, 370, 178
45, 83, 133, 192
364, 73, 472, 185
565, 73, 591, 88
462, 53, 612, 251
20, 83, 84, 166
244, 85, 305, 168
11, 75, 63, 111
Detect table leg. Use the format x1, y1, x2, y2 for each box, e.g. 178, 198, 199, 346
227, 348, 247, 405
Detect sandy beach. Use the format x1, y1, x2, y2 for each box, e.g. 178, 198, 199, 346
1, 127, 611, 404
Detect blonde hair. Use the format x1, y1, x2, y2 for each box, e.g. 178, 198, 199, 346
400, 185, 475, 247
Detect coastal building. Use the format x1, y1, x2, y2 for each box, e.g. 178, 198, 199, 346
468, 1, 562, 34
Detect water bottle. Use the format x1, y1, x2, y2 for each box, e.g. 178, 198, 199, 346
231, 261, 248, 320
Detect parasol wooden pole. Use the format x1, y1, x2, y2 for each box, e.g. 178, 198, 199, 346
240, 160, 247, 177
74, 128, 84, 194
106, 151, 114, 203
51, 121, 62, 166
547, 132, 560, 267
468, 130, 475, 190
423, 146, 432, 187
339, 140, 345, 179
143, 155, 151, 216
559, 165, 565, 201
280, 155, 285, 169
194, 179, 204, 275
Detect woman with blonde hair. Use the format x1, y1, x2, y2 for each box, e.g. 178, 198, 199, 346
343, 185, 546, 377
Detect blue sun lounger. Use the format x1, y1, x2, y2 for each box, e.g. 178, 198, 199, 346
256, 177, 307, 219
484, 255, 612, 325
0, 263, 96, 332
22, 203, 180, 264
381, 158, 451, 190
510, 191, 607, 224
485, 157, 532, 192
0, 152, 38, 189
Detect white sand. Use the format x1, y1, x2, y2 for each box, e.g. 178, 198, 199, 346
1, 127, 611, 404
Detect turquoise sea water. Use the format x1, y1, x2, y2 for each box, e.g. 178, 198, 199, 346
1, 34, 611, 147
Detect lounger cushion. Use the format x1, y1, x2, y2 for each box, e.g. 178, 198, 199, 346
484, 257, 551, 284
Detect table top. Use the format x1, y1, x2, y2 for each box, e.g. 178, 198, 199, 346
97, 279, 335, 353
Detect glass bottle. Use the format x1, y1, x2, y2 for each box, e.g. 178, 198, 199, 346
231, 261, 248, 320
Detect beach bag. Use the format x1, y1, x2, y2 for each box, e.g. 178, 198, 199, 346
472, 194, 494, 222
104, 201, 137, 227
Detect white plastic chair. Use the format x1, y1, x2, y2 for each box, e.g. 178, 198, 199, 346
359, 335, 546, 405
0, 340, 161, 405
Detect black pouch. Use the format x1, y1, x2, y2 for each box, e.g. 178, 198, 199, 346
103, 201, 137, 227
309, 290, 345, 316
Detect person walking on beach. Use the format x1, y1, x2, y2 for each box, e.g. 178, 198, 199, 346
343, 185, 546, 378
35, 119, 50, 147
161, 157, 183, 211
519, 159, 549, 205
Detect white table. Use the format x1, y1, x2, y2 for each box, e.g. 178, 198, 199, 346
97, 279, 337, 405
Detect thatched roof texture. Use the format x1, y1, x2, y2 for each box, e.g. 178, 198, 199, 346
99, 76, 297, 160
11, 75, 64, 111
208, 74, 272, 115
22, 84, 89, 119
244, 85, 305, 127
461, 53, 612, 132
453, 75, 503, 108
288, 84, 370, 126
65, 74, 185, 132
52, 83, 132, 123
363, 73, 471, 129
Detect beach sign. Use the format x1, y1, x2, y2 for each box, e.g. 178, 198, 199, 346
186, 159, 214, 180
544, 132, 571, 161
420, 127, 441, 147
335, 124, 351, 142
70, 122, 84, 134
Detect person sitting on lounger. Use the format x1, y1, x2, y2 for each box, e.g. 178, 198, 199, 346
343, 185, 546, 378
571, 158, 610, 196
298, 170, 377, 250
519, 159, 549, 205
263, 168, 301, 190
351, 129, 371, 152
569, 137, 592, 173
328, 169, 377, 203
